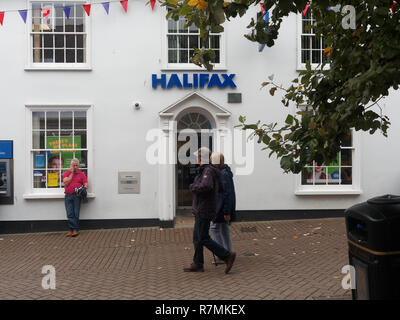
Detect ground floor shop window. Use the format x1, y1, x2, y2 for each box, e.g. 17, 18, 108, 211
30, 108, 88, 191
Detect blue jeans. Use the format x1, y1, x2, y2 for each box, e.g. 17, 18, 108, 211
210, 221, 232, 252
65, 194, 81, 231
193, 216, 231, 268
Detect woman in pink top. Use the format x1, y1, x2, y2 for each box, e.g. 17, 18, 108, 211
62, 158, 88, 237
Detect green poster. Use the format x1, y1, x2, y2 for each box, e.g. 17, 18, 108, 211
46, 136, 81, 170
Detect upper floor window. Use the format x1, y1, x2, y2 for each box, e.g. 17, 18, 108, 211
165, 17, 225, 69
297, 8, 330, 69
28, 1, 89, 69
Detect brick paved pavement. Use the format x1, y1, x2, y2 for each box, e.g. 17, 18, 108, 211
0, 217, 352, 300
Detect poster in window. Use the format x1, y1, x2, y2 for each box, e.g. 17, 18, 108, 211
48, 173, 58, 187
35, 154, 45, 168
46, 136, 81, 170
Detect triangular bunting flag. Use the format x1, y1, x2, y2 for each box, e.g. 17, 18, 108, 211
0, 12, 4, 26
19, 10, 28, 24
150, 0, 156, 10
303, 2, 310, 16
102, 2, 110, 14
120, 0, 128, 12
41, 8, 50, 22
63, 6, 71, 19
83, 4, 91, 16
260, 3, 264, 15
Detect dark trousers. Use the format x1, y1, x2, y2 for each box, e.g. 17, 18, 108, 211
193, 216, 231, 268
65, 194, 81, 231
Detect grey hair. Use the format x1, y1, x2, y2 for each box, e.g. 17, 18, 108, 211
71, 158, 80, 165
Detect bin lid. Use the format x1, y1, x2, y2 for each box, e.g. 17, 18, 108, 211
367, 194, 400, 205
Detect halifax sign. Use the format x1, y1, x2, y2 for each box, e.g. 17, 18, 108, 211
152, 73, 236, 89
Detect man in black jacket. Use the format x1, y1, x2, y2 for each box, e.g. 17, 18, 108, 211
184, 147, 236, 274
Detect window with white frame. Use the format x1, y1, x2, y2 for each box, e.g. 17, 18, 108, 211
166, 16, 223, 67
298, 8, 330, 68
30, 1, 88, 66
31, 109, 88, 190
301, 132, 353, 186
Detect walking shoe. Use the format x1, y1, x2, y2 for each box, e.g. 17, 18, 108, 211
224, 252, 236, 274
71, 231, 79, 237
183, 263, 204, 272
66, 231, 73, 237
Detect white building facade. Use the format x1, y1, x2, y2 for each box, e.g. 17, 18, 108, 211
0, 1, 399, 233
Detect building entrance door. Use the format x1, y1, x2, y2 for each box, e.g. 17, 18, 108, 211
176, 112, 213, 215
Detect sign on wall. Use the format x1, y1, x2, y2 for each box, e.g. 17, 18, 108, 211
152, 73, 236, 89
118, 171, 141, 194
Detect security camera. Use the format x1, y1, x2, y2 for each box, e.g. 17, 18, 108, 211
133, 101, 141, 109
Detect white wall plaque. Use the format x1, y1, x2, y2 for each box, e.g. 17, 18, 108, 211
118, 171, 140, 194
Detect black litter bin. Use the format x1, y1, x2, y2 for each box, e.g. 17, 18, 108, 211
345, 194, 400, 300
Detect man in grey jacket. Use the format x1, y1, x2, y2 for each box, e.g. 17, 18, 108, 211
183, 147, 236, 274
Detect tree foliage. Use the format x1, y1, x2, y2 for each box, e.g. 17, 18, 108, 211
161, 0, 398, 173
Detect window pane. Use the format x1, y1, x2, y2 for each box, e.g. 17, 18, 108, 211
33, 112, 45, 130
79, 151, 88, 168
210, 35, 220, 49
212, 50, 220, 63
189, 35, 198, 49
33, 151, 47, 168
75, 5, 84, 19
32, 131, 45, 149
200, 37, 209, 49
327, 167, 340, 184
44, 35, 54, 48
76, 18, 84, 32
312, 50, 321, 63
302, 36, 311, 49
168, 19, 177, 33
33, 34, 42, 49
301, 50, 310, 64
74, 131, 87, 149
47, 169, 61, 188
179, 50, 188, 63
314, 166, 327, 185
44, 49, 54, 63
48, 152, 63, 172
168, 50, 178, 63
178, 19, 187, 33
178, 35, 188, 49
341, 168, 352, 185
302, 167, 313, 185
60, 133, 73, 149
168, 35, 177, 48
46, 112, 59, 129
66, 49, 76, 63
342, 132, 352, 147
66, 35, 76, 48
55, 49, 64, 63
74, 111, 87, 129
55, 35, 64, 48
46, 132, 60, 151
76, 35, 85, 48
33, 170, 46, 188
55, 4, 64, 19
312, 36, 321, 49
32, 4, 42, 32
55, 18, 64, 32
77, 49, 85, 63
341, 149, 352, 166
62, 151, 75, 169
60, 112, 73, 129
65, 17, 74, 32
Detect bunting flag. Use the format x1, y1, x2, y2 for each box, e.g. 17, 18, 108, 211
150, 0, 156, 10
0, 12, 4, 26
18, 10, 27, 24
260, 2, 265, 15
303, 2, 310, 16
258, 11, 269, 52
83, 4, 91, 16
102, 2, 110, 14
391, 1, 397, 14
120, 0, 128, 12
63, 6, 71, 19
41, 8, 50, 22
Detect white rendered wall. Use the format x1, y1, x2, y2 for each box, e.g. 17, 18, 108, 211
0, 1, 399, 222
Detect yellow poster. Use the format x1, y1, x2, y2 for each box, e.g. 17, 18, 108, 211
48, 173, 59, 187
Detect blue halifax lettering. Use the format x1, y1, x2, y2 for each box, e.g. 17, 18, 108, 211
152, 74, 236, 89
167, 74, 183, 88
152, 74, 166, 89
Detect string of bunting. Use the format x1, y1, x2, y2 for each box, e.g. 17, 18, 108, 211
0, 0, 157, 26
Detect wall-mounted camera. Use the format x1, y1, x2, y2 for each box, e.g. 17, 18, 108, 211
133, 101, 141, 110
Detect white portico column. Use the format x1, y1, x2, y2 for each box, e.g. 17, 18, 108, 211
158, 115, 176, 226
215, 114, 232, 163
